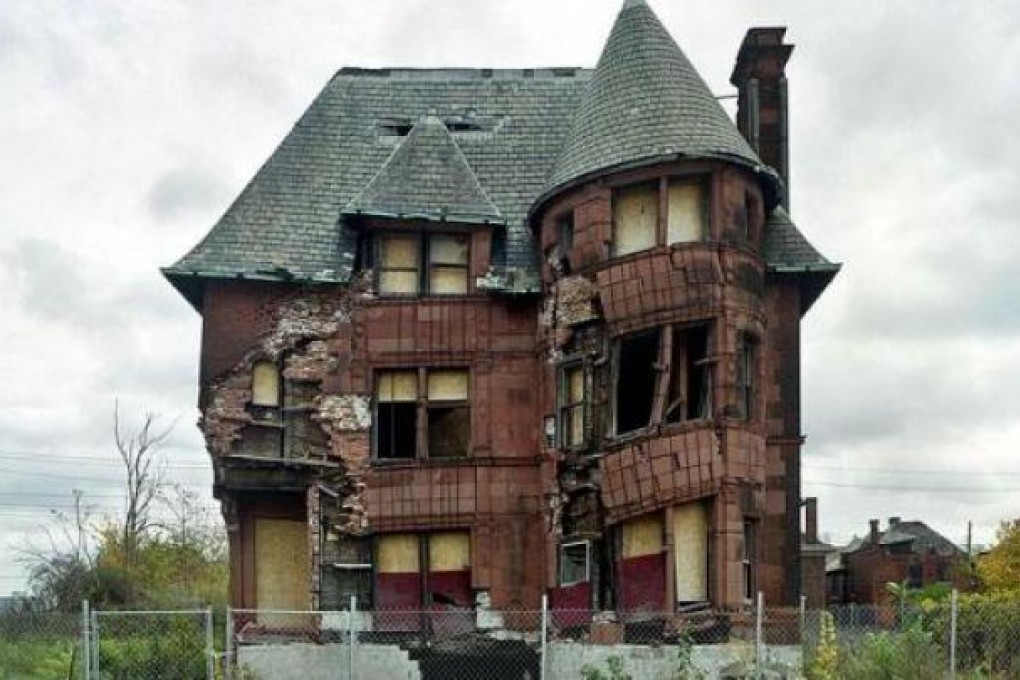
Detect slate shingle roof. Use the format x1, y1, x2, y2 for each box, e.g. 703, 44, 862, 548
544, 0, 775, 202
342, 114, 503, 225
164, 1, 833, 307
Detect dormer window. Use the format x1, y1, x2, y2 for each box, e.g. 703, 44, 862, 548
376, 233, 469, 295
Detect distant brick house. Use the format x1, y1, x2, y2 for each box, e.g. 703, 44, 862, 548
827, 518, 967, 604
164, 0, 837, 617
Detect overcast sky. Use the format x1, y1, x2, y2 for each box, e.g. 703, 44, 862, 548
2, 0, 1018, 594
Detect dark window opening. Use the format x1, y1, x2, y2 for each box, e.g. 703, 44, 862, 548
559, 541, 590, 586
322, 533, 373, 609
665, 325, 711, 423
375, 369, 469, 460
427, 406, 469, 458
557, 212, 574, 272
614, 330, 661, 435
378, 403, 417, 460
743, 520, 756, 602
907, 562, 923, 589
736, 333, 757, 421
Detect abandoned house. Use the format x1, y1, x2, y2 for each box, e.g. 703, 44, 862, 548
826, 518, 967, 605
164, 0, 838, 617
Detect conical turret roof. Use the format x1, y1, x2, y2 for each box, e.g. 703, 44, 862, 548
343, 114, 504, 224
544, 0, 771, 199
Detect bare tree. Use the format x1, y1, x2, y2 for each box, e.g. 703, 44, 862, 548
113, 401, 174, 566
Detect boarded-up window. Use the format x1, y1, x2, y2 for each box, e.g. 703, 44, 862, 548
667, 180, 706, 243
559, 363, 585, 448
559, 541, 590, 586
376, 371, 418, 459
672, 503, 708, 603
255, 518, 310, 612
377, 532, 472, 610
428, 235, 469, 294
251, 361, 280, 407
612, 184, 658, 256
618, 514, 666, 613
427, 370, 469, 458
378, 234, 421, 294
614, 330, 661, 435
664, 325, 711, 423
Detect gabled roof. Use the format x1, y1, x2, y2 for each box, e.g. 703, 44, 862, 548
163, 68, 591, 306
342, 115, 503, 225
543, 0, 775, 203
850, 521, 965, 559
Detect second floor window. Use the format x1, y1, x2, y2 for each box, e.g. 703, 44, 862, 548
377, 233, 469, 295
611, 179, 707, 257
375, 368, 470, 460
558, 363, 586, 449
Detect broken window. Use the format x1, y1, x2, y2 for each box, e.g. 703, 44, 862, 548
667, 179, 707, 244
612, 183, 658, 256
664, 325, 712, 423
559, 541, 591, 586
426, 370, 469, 458
377, 233, 469, 295
251, 361, 281, 407
558, 363, 586, 449
375, 369, 470, 460
376, 371, 418, 460
736, 333, 757, 421
613, 330, 661, 435
743, 520, 756, 602
322, 532, 373, 609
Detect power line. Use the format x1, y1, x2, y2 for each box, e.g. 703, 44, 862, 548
805, 464, 1020, 477
804, 480, 1020, 492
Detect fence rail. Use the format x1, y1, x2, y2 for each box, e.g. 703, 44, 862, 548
2, 592, 1020, 678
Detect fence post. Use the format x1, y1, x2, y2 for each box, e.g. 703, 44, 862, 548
539, 593, 548, 680
349, 595, 358, 680
799, 594, 806, 646
949, 588, 958, 680
755, 591, 764, 679
225, 607, 234, 680
89, 609, 100, 679
205, 607, 215, 680
81, 600, 90, 680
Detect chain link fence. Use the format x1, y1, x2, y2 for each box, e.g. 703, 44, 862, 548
88, 608, 214, 680
4, 592, 1020, 678
0, 608, 83, 679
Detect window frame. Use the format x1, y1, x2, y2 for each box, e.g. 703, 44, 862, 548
373, 367, 471, 461
557, 361, 587, 450
736, 332, 758, 422
610, 176, 710, 258
374, 232, 470, 296
558, 540, 591, 587
743, 520, 756, 603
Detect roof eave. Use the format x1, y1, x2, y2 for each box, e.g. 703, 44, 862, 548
530, 152, 783, 223
767, 263, 841, 315
162, 267, 350, 313
340, 208, 506, 227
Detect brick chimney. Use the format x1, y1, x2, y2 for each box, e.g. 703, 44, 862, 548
730, 27, 794, 210
804, 497, 818, 544
889, 516, 901, 528
869, 519, 880, 544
